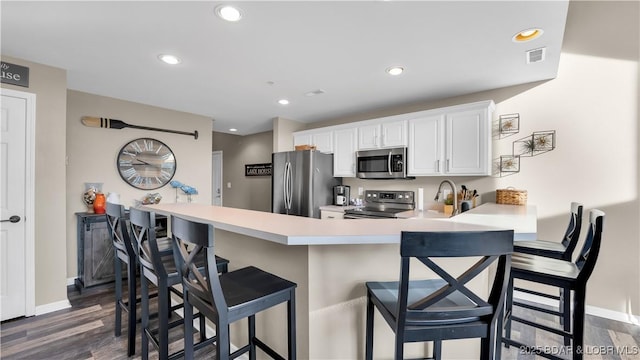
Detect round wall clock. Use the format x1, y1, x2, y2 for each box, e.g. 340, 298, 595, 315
117, 138, 176, 190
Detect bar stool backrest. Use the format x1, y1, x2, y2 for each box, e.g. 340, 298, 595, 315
561, 202, 584, 259
171, 216, 228, 317
106, 202, 136, 262
398, 230, 513, 326
129, 207, 167, 279
575, 210, 605, 282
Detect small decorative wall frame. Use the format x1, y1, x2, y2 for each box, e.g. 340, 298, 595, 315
498, 113, 520, 138
500, 155, 520, 174
494, 113, 556, 177
513, 130, 556, 157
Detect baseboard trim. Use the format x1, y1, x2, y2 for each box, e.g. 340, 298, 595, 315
35, 299, 72, 316
514, 290, 640, 325
67, 277, 76, 286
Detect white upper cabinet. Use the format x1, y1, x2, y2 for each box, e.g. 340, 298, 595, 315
357, 120, 406, 150
333, 127, 357, 177
445, 108, 489, 175
294, 130, 333, 153
292, 100, 494, 177
407, 101, 494, 176
407, 115, 444, 175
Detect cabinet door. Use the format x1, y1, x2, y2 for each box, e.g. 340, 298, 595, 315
294, 132, 333, 153
381, 120, 407, 148
357, 124, 379, 150
445, 108, 490, 175
313, 132, 333, 153
294, 134, 312, 148
407, 115, 444, 176
333, 127, 357, 177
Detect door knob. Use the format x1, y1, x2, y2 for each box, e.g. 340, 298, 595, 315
1, 215, 21, 223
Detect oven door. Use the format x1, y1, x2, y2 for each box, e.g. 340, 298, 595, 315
356, 148, 408, 179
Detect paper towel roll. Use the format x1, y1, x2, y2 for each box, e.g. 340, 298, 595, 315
417, 188, 424, 211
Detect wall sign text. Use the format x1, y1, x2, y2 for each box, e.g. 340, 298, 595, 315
245, 163, 272, 177
1, 61, 29, 88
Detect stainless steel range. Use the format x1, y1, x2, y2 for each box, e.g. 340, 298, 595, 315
344, 190, 415, 219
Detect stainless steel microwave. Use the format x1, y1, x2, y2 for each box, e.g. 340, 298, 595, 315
356, 147, 412, 179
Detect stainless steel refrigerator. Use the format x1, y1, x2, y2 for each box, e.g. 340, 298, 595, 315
272, 150, 341, 218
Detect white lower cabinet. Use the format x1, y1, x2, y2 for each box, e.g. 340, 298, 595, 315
321, 210, 345, 219
333, 127, 357, 177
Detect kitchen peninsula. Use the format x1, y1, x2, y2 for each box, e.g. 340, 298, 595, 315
144, 202, 536, 359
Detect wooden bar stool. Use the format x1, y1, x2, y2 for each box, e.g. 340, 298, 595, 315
365, 230, 513, 360
129, 208, 229, 360
171, 215, 297, 360
503, 209, 605, 360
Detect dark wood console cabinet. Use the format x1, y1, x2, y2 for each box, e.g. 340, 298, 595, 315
75, 212, 167, 291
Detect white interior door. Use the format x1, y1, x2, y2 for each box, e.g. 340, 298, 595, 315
1, 89, 34, 321
212, 151, 223, 206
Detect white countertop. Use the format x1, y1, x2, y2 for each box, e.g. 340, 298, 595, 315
143, 202, 536, 245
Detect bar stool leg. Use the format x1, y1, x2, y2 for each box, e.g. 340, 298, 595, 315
248, 315, 256, 360
183, 290, 194, 360
503, 275, 514, 348
141, 273, 150, 360
114, 257, 123, 337
158, 282, 170, 360
126, 260, 136, 356
563, 287, 571, 346
573, 286, 586, 360
288, 291, 297, 360
365, 292, 374, 360
433, 340, 442, 360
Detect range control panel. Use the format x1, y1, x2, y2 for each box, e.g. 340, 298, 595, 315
364, 190, 415, 205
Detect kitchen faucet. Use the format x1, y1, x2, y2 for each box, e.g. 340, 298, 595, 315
434, 179, 458, 217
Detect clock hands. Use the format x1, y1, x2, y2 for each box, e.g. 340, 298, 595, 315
131, 159, 163, 168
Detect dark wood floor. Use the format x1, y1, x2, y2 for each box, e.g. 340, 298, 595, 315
1, 283, 639, 359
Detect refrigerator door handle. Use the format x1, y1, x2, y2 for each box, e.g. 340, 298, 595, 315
283, 161, 289, 210
285, 161, 293, 211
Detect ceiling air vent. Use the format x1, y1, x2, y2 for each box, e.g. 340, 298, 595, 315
305, 89, 326, 97
526, 47, 546, 64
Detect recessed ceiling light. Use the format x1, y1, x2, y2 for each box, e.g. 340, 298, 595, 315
158, 54, 181, 65
278, 99, 290, 105
512, 28, 544, 42
229, 128, 238, 132
215, 5, 242, 22
386, 66, 404, 76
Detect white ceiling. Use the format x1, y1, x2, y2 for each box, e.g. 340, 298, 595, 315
1, 1, 569, 135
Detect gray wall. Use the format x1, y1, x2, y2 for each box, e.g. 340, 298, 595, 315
213, 131, 273, 212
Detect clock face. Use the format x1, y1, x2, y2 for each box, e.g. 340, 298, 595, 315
117, 138, 176, 190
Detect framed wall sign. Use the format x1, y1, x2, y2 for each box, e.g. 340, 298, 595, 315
1, 61, 29, 88
245, 163, 272, 177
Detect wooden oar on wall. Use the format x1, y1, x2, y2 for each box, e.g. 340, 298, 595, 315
81, 116, 199, 139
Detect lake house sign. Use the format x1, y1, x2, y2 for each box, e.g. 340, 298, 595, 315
1, 61, 29, 88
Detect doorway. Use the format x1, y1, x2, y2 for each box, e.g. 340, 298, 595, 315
212, 151, 223, 206
1, 88, 36, 321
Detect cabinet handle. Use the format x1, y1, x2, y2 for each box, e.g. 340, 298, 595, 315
446, 159, 450, 172
436, 160, 440, 172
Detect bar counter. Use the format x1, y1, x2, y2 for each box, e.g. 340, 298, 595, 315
144, 202, 536, 359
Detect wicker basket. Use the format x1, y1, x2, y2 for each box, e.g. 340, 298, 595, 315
294, 144, 316, 151
496, 187, 527, 205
